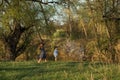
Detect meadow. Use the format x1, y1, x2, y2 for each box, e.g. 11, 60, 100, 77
0, 61, 120, 80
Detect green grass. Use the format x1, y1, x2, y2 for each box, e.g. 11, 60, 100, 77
0, 61, 120, 80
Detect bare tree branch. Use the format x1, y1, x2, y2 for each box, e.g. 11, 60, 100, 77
4, 0, 10, 5
25, 0, 60, 5
0, 0, 3, 6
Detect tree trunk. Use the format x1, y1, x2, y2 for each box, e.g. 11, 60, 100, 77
9, 53, 17, 61
4, 21, 26, 61
105, 19, 119, 63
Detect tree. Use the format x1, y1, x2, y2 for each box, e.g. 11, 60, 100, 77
84, 0, 120, 62
0, 0, 38, 60
0, 0, 67, 61
103, 0, 120, 62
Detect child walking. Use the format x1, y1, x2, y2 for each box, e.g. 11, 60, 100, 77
38, 43, 47, 63
53, 46, 58, 61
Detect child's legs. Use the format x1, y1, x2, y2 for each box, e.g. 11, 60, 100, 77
55, 57, 57, 61
38, 58, 42, 63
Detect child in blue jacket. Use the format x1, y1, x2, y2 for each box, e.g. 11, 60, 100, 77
53, 46, 58, 61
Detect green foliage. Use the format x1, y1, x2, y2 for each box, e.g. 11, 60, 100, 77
86, 41, 97, 55
0, 0, 119, 62
2, 0, 39, 28
53, 29, 66, 38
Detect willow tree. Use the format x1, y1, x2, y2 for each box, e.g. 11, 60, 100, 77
103, 0, 120, 62
0, 0, 67, 61
84, 0, 120, 62
0, 0, 39, 60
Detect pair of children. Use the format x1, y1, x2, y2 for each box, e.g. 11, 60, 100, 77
37, 43, 58, 63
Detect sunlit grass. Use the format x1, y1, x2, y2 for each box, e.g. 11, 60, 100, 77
0, 61, 120, 80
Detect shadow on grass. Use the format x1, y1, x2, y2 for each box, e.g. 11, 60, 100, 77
0, 61, 85, 80
65, 62, 80, 67
18, 62, 81, 80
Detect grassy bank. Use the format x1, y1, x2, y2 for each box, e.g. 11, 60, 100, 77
0, 61, 120, 80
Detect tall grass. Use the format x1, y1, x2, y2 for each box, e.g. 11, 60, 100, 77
0, 61, 120, 80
